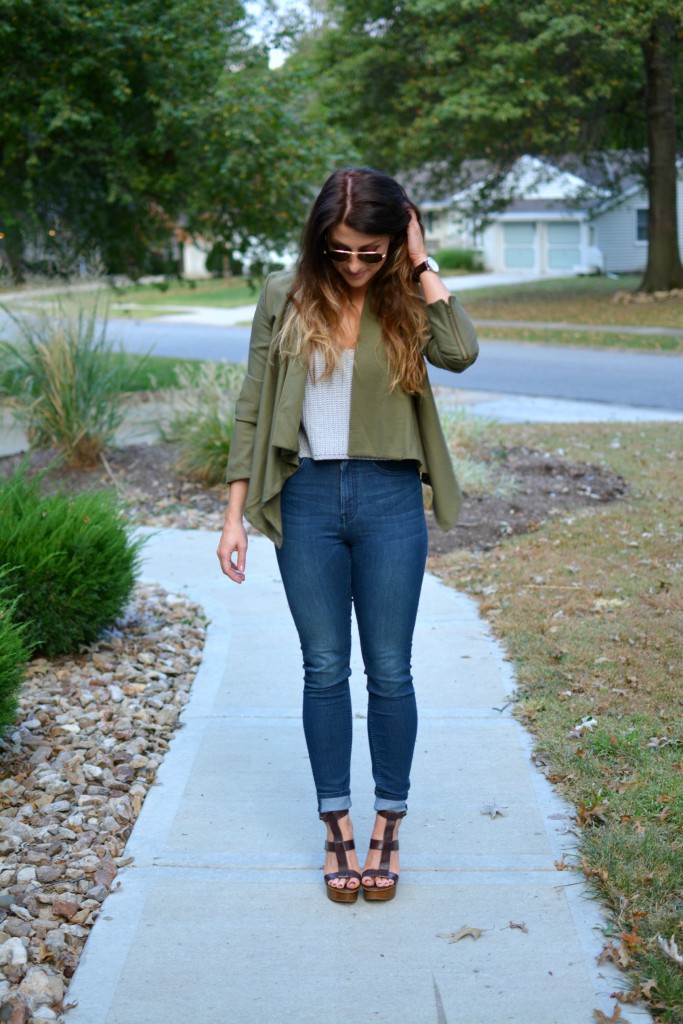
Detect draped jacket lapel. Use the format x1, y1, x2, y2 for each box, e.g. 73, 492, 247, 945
226, 270, 479, 546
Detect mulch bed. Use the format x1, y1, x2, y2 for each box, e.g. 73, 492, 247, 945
0, 442, 627, 552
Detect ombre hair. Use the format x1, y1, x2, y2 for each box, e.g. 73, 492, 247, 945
277, 167, 429, 395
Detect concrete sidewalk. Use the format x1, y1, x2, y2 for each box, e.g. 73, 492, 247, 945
63, 529, 651, 1024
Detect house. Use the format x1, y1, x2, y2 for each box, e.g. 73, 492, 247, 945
420, 155, 683, 276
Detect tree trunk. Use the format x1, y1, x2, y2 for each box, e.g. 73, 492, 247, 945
4, 227, 25, 285
640, 19, 683, 292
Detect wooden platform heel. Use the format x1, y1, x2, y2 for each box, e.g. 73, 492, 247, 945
319, 810, 361, 903
361, 810, 406, 902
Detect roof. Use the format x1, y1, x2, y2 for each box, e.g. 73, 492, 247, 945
415, 153, 678, 219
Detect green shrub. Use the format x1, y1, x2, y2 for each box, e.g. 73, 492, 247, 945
434, 247, 484, 272
159, 361, 245, 486
0, 302, 134, 467
0, 467, 143, 657
0, 573, 32, 734
206, 243, 230, 277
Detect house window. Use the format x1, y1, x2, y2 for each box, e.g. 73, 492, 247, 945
636, 209, 648, 243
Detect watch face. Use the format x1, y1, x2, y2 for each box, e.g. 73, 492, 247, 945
426, 256, 439, 273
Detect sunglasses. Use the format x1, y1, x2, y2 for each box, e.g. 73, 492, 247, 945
324, 246, 386, 265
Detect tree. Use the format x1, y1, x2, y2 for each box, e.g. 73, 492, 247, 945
293, 0, 683, 291
0, 0, 339, 282
189, 59, 347, 262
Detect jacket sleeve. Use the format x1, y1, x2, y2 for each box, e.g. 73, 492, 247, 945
225, 276, 276, 483
422, 296, 479, 372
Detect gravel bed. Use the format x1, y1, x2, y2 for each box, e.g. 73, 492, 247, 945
0, 584, 206, 1023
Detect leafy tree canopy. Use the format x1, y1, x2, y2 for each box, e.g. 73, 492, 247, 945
0, 0, 340, 280
293, 0, 683, 288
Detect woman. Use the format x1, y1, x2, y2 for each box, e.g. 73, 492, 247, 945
217, 167, 478, 903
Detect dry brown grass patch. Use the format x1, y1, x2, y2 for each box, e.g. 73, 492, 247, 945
430, 421, 683, 1020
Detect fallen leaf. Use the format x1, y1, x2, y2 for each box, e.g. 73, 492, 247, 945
509, 921, 528, 933
438, 926, 483, 943
593, 1006, 624, 1023
577, 798, 610, 826
619, 930, 643, 952
581, 857, 609, 882
598, 941, 630, 969
593, 598, 627, 611
613, 978, 658, 1004
646, 736, 672, 748
656, 934, 683, 966
570, 715, 598, 737
480, 799, 508, 819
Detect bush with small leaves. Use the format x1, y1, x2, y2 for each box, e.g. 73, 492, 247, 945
0, 572, 33, 734
434, 248, 483, 272
0, 467, 144, 657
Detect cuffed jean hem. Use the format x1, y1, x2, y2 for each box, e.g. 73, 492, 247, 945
318, 795, 352, 815
375, 797, 408, 814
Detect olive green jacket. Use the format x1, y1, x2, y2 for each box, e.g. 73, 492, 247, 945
226, 270, 479, 545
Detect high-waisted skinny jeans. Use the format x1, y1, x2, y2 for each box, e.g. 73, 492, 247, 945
275, 457, 428, 815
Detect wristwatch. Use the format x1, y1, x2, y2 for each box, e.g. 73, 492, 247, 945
413, 256, 439, 280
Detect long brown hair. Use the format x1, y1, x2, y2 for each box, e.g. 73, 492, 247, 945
277, 167, 429, 395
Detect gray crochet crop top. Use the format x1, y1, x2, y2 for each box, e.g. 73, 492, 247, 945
298, 348, 354, 460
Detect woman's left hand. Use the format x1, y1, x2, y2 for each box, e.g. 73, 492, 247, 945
405, 207, 428, 266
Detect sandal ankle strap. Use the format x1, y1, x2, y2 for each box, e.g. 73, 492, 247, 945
325, 837, 356, 853
319, 810, 350, 822
368, 837, 399, 852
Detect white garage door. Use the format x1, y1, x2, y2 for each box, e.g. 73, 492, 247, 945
503, 223, 536, 269
547, 223, 581, 270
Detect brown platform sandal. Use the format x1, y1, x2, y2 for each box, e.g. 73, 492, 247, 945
361, 810, 406, 902
319, 810, 361, 904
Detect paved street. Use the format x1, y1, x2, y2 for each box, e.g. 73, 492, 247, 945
96, 316, 683, 413
429, 339, 683, 410
2, 270, 681, 413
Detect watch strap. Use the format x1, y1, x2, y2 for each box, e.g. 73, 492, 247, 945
413, 257, 438, 280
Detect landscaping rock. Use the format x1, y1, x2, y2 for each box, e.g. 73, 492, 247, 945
0, 938, 27, 968
0, 584, 205, 1024
17, 967, 63, 1013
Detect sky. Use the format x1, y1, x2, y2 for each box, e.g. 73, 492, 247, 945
245, 0, 311, 67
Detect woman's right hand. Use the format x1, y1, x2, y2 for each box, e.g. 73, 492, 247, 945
217, 519, 248, 584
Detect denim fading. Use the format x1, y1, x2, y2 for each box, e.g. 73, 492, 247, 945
275, 457, 428, 814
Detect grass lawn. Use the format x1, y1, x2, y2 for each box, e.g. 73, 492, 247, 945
429, 420, 682, 1021
109, 352, 208, 392
0, 349, 207, 397
460, 274, 683, 331
1, 277, 262, 318
110, 277, 260, 309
